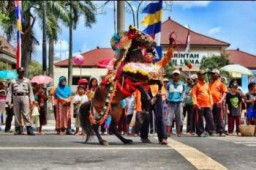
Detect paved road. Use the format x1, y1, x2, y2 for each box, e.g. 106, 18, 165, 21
0, 132, 255, 170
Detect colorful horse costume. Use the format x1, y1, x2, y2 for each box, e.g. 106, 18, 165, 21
79, 26, 174, 145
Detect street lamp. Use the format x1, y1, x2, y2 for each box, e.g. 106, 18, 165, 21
125, 0, 144, 28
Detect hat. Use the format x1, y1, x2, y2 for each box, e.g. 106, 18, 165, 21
197, 70, 206, 75
189, 74, 198, 80
172, 70, 180, 75
163, 78, 169, 82
229, 82, 238, 88
210, 69, 220, 74
17, 67, 25, 72
77, 85, 86, 90
78, 78, 88, 85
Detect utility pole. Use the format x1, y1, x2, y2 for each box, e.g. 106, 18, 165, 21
42, 1, 47, 75
68, 2, 73, 86
117, 1, 125, 32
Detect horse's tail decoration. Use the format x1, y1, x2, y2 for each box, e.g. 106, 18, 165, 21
79, 101, 93, 143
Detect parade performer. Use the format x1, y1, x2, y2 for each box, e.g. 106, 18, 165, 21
79, 26, 174, 145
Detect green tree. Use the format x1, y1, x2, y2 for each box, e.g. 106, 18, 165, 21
200, 52, 230, 70
65, 1, 96, 86
0, 1, 69, 76
28, 60, 42, 79
0, 61, 11, 70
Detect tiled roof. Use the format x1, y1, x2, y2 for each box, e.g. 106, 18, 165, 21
226, 49, 256, 69
161, 18, 230, 47
0, 36, 16, 57
54, 47, 115, 67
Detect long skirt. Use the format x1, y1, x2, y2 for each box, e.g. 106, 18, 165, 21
56, 102, 71, 130
39, 108, 47, 126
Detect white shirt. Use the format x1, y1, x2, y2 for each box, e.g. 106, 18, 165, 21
73, 94, 89, 104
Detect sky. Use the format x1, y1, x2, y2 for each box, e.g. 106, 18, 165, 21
11, 1, 256, 63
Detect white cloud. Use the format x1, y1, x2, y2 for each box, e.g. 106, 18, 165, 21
174, 1, 211, 9
54, 40, 69, 52
208, 27, 221, 35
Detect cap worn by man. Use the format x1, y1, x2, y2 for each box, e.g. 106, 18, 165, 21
197, 70, 206, 75
211, 69, 220, 75
229, 82, 238, 88
172, 70, 180, 75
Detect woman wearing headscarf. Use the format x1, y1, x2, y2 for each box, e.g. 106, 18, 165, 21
55, 76, 72, 135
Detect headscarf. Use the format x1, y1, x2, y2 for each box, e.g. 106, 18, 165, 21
55, 76, 72, 99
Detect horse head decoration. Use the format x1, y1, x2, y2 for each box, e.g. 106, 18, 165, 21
80, 26, 175, 145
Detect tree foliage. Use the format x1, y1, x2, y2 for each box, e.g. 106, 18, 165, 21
0, 61, 12, 70
200, 52, 230, 70
28, 60, 42, 79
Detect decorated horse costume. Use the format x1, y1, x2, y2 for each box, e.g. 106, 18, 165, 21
80, 26, 174, 145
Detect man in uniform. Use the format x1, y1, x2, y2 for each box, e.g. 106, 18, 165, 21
6, 67, 35, 135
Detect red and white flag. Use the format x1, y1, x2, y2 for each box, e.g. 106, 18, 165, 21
185, 30, 190, 53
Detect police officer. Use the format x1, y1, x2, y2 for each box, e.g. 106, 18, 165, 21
6, 67, 35, 135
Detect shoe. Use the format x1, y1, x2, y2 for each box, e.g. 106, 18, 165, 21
26, 126, 35, 136
141, 138, 151, 143
66, 130, 73, 135
198, 132, 207, 137
210, 132, 216, 137
219, 133, 226, 137
160, 139, 168, 145
14, 127, 21, 135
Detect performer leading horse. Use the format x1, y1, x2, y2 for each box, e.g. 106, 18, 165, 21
79, 26, 175, 145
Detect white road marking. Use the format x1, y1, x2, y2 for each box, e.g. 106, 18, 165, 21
234, 141, 256, 144
0, 147, 171, 150
164, 138, 227, 170
245, 144, 256, 147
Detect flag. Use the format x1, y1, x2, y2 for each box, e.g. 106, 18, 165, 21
185, 29, 190, 53
141, 0, 163, 62
14, 0, 23, 69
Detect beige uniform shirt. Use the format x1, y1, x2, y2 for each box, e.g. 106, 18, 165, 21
6, 77, 34, 103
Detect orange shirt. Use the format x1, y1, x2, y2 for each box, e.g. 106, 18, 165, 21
133, 47, 174, 111
150, 47, 173, 97
50, 87, 57, 105
209, 79, 227, 104
192, 80, 213, 108
134, 89, 142, 112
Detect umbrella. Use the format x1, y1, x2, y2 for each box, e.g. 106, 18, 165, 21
220, 64, 253, 76
31, 75, 53, 84
0, 70, 18, 79
96, 58, 116, 70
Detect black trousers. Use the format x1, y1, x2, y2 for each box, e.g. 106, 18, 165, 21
212, 104, 224, 133
184, 104, 195, 133
196, 107, 215, 135
138, 89, 167, 142
5, 107, 14, 132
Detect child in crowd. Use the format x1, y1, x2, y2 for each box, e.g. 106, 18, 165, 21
226, 82, 242, 135
245, 82, 256, 125
30, 101, 40, 133
73, 85, 89, 135
125, 95, 135, 135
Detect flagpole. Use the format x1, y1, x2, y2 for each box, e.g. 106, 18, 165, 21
19, 1, 22, 68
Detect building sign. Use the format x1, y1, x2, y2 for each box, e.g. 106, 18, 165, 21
169, 51, 221, 66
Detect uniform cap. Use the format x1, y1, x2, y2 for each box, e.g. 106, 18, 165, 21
17, 67, 25, 72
